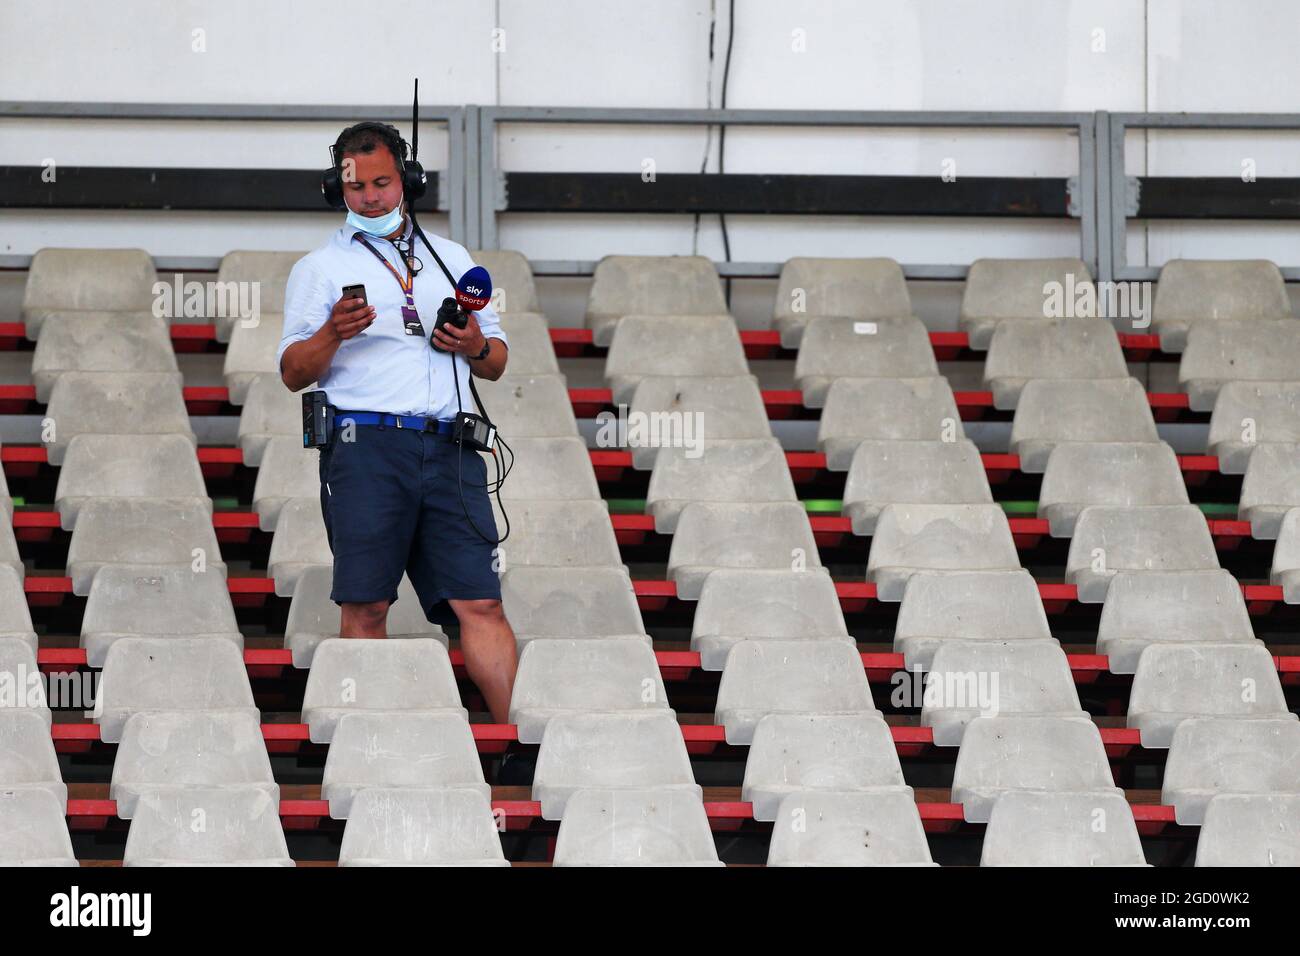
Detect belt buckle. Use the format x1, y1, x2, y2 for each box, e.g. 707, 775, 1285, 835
394, 416, 402, 429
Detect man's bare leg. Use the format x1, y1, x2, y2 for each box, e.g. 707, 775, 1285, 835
451, 598, 517, 723
340, 600, 389, 638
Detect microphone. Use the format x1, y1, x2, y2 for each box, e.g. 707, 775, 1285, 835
454, 266, 492, 312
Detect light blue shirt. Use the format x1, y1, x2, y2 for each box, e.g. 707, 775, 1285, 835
277, 219, 508, 419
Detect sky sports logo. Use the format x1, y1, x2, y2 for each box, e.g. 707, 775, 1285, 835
50, 887, 151, 936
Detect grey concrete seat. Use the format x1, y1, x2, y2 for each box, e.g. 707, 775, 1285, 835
553, 789, 723, 867
691, 568, 851, 672
469, 249, 542, 315
1180, 318, 1300, 412
95, 638, 258, 744
794, 316, 937, 408
606, 314, 748, 404
1153, 258, 1293, 353
510, 639, 669, 744
497, 313, 559, 375
1272, 507, 1300, 603
491, 436, 599, 502
819, 377, 963, 471
31, 311, 179, 402
0, 711, 65, 811
715, 640, 877, 745
1128, 643, 1293, 748
123, 787, 292, 866
238, 373, 306, 467
253, 436, 325, 531
500, 566, 647, 646
1209, 382, 1300, 475
473, 374, 579, 437
774, 257, 913, 349
491, 499, 623, 570
21, 248, 157, 340
338, 787, 508, 867
951, 716, 1120, 822
55, 433, 210, 529
321, 713, 487, 819
923, 640, 1083, 746
223, 311, 287, 405
585, 255, 728, 347
0, 789, 77, 866
0, 520, 19, 581
1239, 442, 1300, 539
302, 638, 465, 744
984, 317, 1128, 409
1196, 794, 1300, 867
286, 566, 445, 668
267, 497, 331, 597
1066, 505, 1219, 603
667, 501, 820, 600
1163, 717, 1300, 825
960, 257, 1093, 350
1010, 378, 1159, 473
766, 790, 934, 866
1038, 441, 1189, 537
534, 711, 699, 820
0, 566, 38, 654
867, 504, 1020, 602
212, 250, 303, 342
843, 439, 992, 535
66, 498, 226, 597
980, 791, 1148, 867
1097, 570, 1260, 674
0, 639, 49, 726
82, 564, 242, 668
110, 711, 277, 819
624, 375, 771, 471
742, 714, 907, 821
894, 569, 1054, 671
646, 438, 797, 533
43, 371, 195, 466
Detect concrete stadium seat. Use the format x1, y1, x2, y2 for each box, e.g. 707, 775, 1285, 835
338, 787, 508, 866
1272, 507, 1300, 603
773, 257, 913, 349
980, 791, 1147, 867
0, 569, 37, 654
510, 639, 669, 744
843, 440, 992, 535
624, 375, 771, 471
238, 373, 306, 467
1195, 794, 1300, 867
1097, 570, 1260, 674
267, 497, 331, 597
21, 248, 157, 340
1010, 378, 1159, 473
1163, 717, 1300, 825
867, 504, 1020, 602
715, 640, 878, 745
499, 566, 647, 646
1066, 505, 1219, 603
0, 520, 19, 581
766, 790, 934, 866
0, 789, 77, 866
894, 569, 1054, 671
223, 312, 287, 405
922, 640, 1083, 746
585, 255, 728, 347
794, 316, 938, 408
606, 314, 748, 404
959, 257, 1093, 350
286, 567, 445, 668
533, 711, 699, 820
691, 568, 851, 672
66, 498, 227, 597
667, 501, 820, 600
55, 433, 210, 530
43, 371, 195, 466
1038, 441, 1189, 537
984, 318, 1128, 409
321, 713, 487, 819
211, 250, 303, 342
490, 436, 599, 502
81, 564, 242, 668
95, 637, 258, 744
301, 638, 465, 744
470, 249, 542, 315
253, 436, 326, 531
110, 711, 277, 819
497, 313, 559, 375
0, 711, 65, 811
646, 438, 797, 533
1209, 382, 1300, 475
31, 311, 179, 402
0, 640, 49, 726
473, 374, 579, 438
951, 716, 1120, 822
1128, 643, 1293, 748
1239, 442, 1300, 539
492, 499, 623, 570
742, 714, 907, 821
553, 789, 723, 867
1180, 318, 1300, 412
818, 377, 963, 471
123, 787, 292, 866
1153, 259, 1293, 353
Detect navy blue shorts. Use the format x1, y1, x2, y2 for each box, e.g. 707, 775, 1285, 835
317, 423, 501, 626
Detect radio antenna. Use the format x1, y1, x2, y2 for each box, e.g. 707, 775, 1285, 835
411, 78, 419, 163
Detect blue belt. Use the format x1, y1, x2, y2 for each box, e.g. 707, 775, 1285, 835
334, 411, 455, 435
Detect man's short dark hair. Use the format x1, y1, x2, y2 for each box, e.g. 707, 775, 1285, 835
332, 122, 407, 172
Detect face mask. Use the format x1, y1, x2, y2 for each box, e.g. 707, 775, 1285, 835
346, 201, 404, 238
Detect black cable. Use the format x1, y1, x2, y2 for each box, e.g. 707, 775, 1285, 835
718, 0, 736, 307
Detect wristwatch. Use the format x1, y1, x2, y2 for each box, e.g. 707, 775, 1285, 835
470, 340, 492, 361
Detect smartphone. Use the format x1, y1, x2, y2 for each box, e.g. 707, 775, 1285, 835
341, 284, 368, 308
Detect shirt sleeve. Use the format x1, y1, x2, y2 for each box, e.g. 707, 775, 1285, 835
276, 256, 332, 372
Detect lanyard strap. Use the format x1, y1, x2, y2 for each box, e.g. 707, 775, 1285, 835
352, 233, 414, 303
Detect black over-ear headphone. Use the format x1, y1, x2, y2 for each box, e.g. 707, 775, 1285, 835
321, 121, 426, 210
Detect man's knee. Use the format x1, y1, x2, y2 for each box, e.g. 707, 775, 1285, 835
342, 599, 389, 625
451, 598, 507, 626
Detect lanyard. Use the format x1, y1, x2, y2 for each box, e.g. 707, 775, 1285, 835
352, 232, 424, 335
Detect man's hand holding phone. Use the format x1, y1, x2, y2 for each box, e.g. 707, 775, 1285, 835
329, 285, 375, 341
